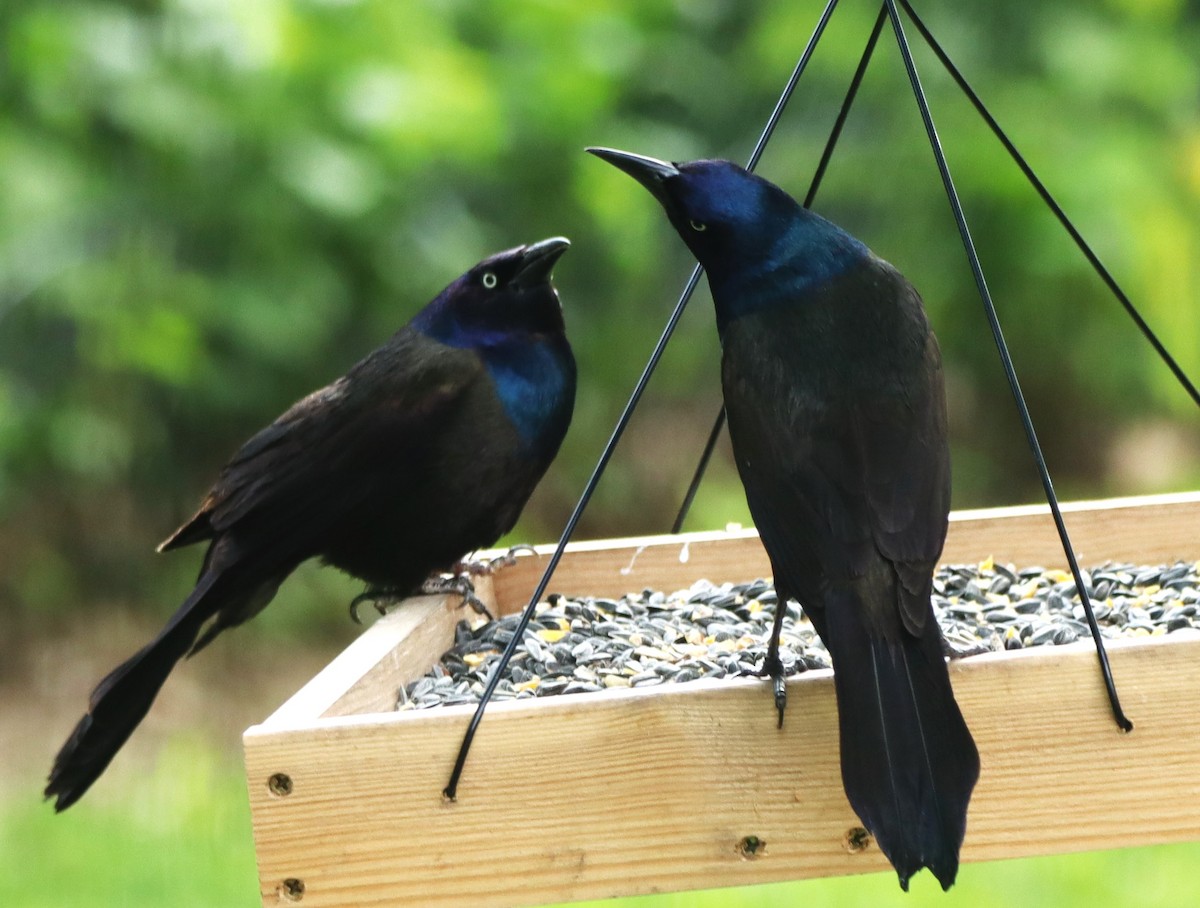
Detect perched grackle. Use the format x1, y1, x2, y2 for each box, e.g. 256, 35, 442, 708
46, 238, 576, 811
589, 148, 978, 890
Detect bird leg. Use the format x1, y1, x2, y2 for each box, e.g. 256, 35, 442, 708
762, 599, 790, 729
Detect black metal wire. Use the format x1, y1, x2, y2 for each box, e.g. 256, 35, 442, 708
675, 2, 1197, 538
803, 4, 890, 210
670, 404, 726, 535
885, 0, 1132, 731
671, 2, 890, 534
442, 0, 845, 801
899, 0, 1199, 409
748, 2, 844, 170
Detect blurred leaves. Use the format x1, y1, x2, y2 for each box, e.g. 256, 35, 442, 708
1, 0, 1198, 620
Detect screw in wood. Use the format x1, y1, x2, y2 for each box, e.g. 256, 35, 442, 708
736, 835, 766, 859
843, 826, 872, 853
268, 773, 294, 797
281, 878, 305, 901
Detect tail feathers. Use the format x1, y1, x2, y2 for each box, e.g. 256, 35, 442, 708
827, 602, 979, 890
45, 575, 216, 811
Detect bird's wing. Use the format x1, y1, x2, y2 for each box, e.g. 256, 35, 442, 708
159, 330, 484, 551
844, 332, 949, 634
723, 268, 949, 636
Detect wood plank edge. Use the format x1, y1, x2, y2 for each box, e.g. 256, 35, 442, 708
243, 632, 1197, 738
251, 594, 453, 730
479, 490, 1200, 562
243, 632, 1200, 907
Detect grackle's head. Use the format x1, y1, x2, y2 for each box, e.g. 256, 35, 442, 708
586, 148, 866, 303
413, 237, 570, 348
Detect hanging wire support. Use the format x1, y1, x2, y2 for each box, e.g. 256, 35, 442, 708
802, 3, 890, 210
672, 3, 890, 534
670, 404, 726, 534
885, 0, 1132, 731
442, 0, 845, 801
899, 0, 1199, 408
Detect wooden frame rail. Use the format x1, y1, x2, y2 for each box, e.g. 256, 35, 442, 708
244, 492, 1200, 907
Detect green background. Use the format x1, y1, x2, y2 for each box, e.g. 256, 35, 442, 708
2, 0, 1198, 904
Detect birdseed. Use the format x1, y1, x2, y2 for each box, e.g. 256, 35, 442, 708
396, 559, 1200, 710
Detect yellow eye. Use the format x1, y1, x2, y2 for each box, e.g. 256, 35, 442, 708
482, 272, 498, 289
689, 219, 707, 232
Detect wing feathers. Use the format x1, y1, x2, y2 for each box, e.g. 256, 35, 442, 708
158, 331, 481, 551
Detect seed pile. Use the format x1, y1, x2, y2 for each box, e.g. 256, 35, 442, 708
397, 559, 1200, 711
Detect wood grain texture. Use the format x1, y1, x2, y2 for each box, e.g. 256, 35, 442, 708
259, 594, 470, 728
245, 635, 1200, 907
487, 492, 1200, 614
243, 492, 1200, 906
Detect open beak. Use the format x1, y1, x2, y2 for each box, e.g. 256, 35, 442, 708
586, 147, 680, 203
513, 236, 570, 288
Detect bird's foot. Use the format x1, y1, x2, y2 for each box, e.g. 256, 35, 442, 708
759, 653, 788, 729
941, 636, 994, 660
349, 574, 496, 624
349, 587, 406, 624
421, 573, 494, 620
453, 544, 537, 577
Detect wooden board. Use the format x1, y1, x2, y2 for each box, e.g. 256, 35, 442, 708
486, 491, 1200, 612
244, 492, 1200, 907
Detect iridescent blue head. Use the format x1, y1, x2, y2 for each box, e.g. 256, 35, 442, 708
412, 237, 570, 348
412, 238, 576, 453
586, 148, 869, 330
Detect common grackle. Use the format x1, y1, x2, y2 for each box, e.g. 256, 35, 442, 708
589, 148, 978, 891
46, 238, 576, 811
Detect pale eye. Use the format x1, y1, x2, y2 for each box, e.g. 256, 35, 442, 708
481, 272, 498, 289
689, 219, 707, 232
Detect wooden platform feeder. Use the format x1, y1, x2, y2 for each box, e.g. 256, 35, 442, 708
244, 492, 1200, 907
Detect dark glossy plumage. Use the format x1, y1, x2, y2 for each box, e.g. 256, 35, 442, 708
590, 148, 978, 890
47, 238, 576, 811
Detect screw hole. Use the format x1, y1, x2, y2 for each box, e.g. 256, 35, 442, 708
843, 826, 872, 854
281, 878, 305, 901
268, 773, 293, 797
736, 835, 765, 859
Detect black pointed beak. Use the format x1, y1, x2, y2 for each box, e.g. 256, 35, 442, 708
586, 147, 680, 202
513, 236, 570, 288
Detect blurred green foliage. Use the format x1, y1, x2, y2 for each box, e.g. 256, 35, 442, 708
2, 0, 1198, 623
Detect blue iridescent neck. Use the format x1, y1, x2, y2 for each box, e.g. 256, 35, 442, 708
482, 340, 574, 452
707, 210, 870, 334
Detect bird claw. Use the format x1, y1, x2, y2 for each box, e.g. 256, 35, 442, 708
941, 636, 994, 660
349, 574, 496, 624
349, 588, 404, 624
349, 568, 501, 625
454, 544, 537, 577
421, 573, 494, 620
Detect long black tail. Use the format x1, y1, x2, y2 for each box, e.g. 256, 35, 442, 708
825, 593, 979, 890
45, 573, 219, 811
